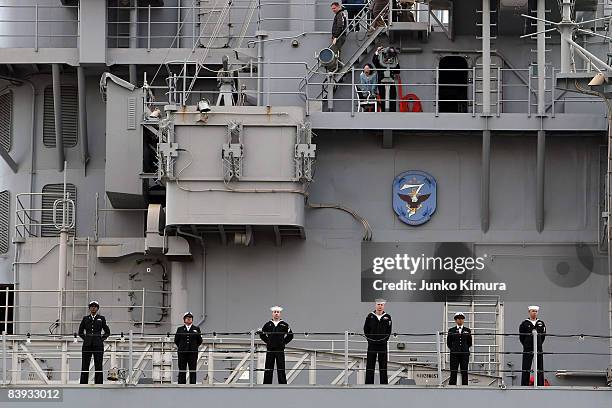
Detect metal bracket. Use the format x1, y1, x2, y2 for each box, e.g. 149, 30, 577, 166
222, 121, 244, 182
295, 123, 316, 182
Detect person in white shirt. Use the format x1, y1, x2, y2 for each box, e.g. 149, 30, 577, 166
519, 305, 546, 386
259, 306, 294, 384
363, 299, 392, 384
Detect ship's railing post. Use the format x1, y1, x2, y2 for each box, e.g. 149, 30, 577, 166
148, 5, 152, 51
436, 331, 443, 386
129, 330, 134, 385
3, 287, 8, 334
497, 66, 501, 116
2, 330, 6, 386
344, 331, 349, 385
551, 68, 556, 117
34, 3, 39, 52
472, 66, 476, 116
528, 67, 532, 117
140, 288, 146, 336
435, 67, 440, 117
351, 65, 355, 117
249, 330, 255, 387
532, 329, 538, 388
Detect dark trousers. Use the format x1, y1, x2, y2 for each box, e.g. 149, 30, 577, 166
521, 350, 544, 386
80, 346, 104, 384
449, 352, 469, 385
365, 348, 388, 384
330, 36, 346, 60
264, 349, 287, 384
178, 351, 198, 384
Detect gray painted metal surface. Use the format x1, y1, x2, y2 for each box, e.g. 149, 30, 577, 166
1, 1, 612, 398
1, 386, 611, 408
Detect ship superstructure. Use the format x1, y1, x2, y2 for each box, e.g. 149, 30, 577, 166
0, 1, 612, 405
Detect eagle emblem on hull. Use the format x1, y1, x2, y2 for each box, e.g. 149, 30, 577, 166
392, 171, 437, 226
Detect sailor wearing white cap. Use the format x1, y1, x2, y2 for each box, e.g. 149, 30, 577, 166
260, 306, 294, 384
447, 312, 472, 385
78, 301, 111, 384
174, 312, 203, 384
519, 305, 546, 386
363, 299, 392, 384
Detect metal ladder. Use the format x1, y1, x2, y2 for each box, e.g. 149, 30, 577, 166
443, 298, 504, 378
474, 1, 500, 115
70, 237, 90, 332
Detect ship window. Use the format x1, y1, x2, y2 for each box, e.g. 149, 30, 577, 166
0, 190, 9, 254
438, 56, 469, 113
43, 85, 78, 148
0, 90, 12, 153
41, 184, 76, 237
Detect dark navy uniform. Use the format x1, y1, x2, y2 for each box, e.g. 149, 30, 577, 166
259, 320, 293, 384
78, 313, 110, 384
519, 318, 546, 386
447, 325, 472, 385
174, 323, 203, 384
363, 312, 392, 384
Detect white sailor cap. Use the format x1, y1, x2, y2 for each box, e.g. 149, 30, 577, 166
183, 312, 194, 319
270, 306, 283, 312
88, 300, 99, 307
528, 305, 540, 312
453, 312, 466, 319
375, 298, 387, 304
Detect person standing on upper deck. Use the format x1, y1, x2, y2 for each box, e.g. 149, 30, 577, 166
78, 301, 111, 384
260, 306, 294, 384
174, 312, 203, 384
519, 305, 546, 386
447, 312, 472, 386
330, 2, 348, 58
363, 299, 392, 384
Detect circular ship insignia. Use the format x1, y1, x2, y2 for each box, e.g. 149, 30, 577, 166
393, 170, 437, 226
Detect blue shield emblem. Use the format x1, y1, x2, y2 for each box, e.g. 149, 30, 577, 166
393, 170, 437, 226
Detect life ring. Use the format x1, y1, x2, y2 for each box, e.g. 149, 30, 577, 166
399, 93, 423, 112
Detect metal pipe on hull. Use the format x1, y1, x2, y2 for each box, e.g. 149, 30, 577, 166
52, 64, 64, 170
481, 129, 491, 233
536, 0, 545, 115
481, 0, 491, 116
77, 66, 89, 171
129, 1, 138, 84
536, 129, 545, 232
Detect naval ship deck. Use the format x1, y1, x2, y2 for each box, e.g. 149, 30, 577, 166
1, 1, 612, 406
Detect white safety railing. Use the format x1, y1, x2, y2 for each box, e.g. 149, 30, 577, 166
0, 3, 79, 50
1, 330, 609, 387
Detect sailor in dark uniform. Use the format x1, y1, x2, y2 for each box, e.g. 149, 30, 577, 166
174, 312, 203, 384
78, 301, 111, 384
447, 312, 472, 385
259, 306, 294, 384
519, 305, 546, 386
363, 299, 392, 384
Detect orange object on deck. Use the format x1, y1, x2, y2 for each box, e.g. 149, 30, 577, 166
397, 77, 423, 112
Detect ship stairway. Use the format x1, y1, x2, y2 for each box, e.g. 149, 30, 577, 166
69, 237, 91, 333
443, 298, 504, 378
298, 0, 388, 100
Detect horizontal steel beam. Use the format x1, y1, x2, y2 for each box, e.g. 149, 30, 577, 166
309, 112, 608, 132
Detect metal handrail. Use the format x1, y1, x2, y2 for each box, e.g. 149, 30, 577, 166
0, 330, 609, 387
